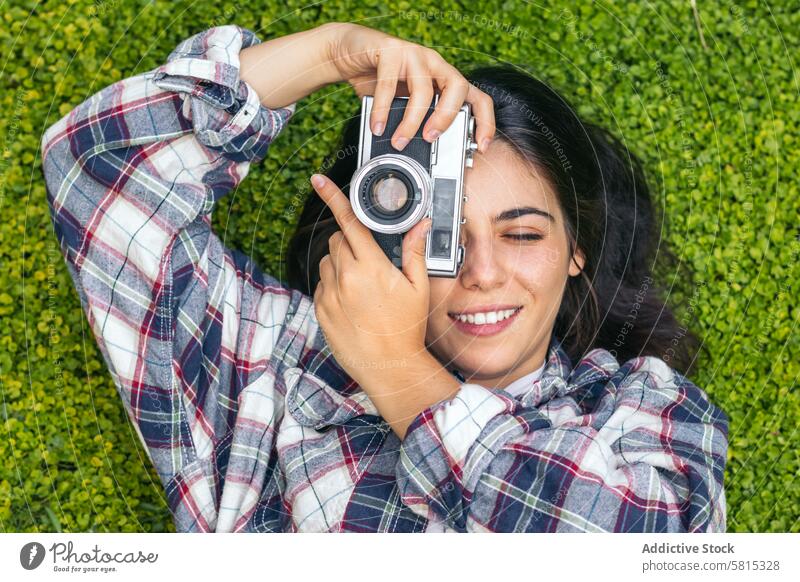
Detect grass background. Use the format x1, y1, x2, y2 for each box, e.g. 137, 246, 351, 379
1, 0, 798, 532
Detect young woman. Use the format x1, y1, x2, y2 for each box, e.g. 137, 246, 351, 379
40, 22, 728, 533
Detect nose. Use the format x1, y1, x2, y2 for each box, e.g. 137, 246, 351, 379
457, 236, 507, 291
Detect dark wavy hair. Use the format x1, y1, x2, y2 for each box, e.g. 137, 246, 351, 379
285, 64, 704, 376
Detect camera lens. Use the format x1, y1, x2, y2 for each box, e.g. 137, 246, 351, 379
370, 172, 409, 213
362, 167, 415, 219
350, 154, 431, 234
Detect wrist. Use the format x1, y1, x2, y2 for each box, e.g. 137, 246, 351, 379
238, 23, 346, 109
319, 22, 352, 85
361, 350, 462, 440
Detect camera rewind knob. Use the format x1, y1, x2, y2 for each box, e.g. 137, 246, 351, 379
465, 140, 479, 168
465, 115, 478, 168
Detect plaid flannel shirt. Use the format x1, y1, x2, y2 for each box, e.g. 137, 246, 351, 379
40, 25, 728, 533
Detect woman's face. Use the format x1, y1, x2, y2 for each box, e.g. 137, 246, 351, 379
425, 139, 585, 389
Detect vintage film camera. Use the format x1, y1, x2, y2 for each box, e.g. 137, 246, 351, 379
349, 94, 478, 277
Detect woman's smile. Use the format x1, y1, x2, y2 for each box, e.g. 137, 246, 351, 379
447, 305, 523, 337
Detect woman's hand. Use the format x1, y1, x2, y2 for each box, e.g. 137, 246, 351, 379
310, 173, 433, 393
310, 173, 465, 439
326, 22, 496, 152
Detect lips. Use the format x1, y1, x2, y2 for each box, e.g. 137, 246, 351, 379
447, 306, 523, 337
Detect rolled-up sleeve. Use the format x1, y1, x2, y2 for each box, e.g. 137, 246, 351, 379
395, 356, 728, 532
41, 25, 305, 532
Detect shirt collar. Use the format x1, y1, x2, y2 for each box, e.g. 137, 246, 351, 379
447, 358, 546, 396
284, 332, 620, 430
499, 361, 546, 397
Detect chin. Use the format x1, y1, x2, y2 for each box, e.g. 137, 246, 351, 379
445, 351, 516, 379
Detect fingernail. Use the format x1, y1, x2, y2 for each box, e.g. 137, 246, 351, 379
373, 121, 384, 136
425, 128, 441, 142
423, 220, 432, 237
481, 138, 491, 152
310, 174, 325, 188
393, 136, 409, 151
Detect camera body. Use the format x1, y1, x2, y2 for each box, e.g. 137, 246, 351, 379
349, 94, 478, 277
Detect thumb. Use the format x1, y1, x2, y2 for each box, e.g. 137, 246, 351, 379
402, 218, 432, 289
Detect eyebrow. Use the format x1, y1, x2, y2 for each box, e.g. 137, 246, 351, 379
493, 206, 555, 224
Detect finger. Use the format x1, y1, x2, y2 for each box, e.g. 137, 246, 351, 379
313, 278, 324, 308
314, 275, 341, 310
312, 281, 334, 333
348, 74, 375, 100
401, 218, 432, 290
319, 253, 336, 286
314, 278, 323, 297
369, 44, 402, 136
310, 174, 382, 261
348, 78, 409, 101
465, 84, 496, 153
392, 55, 434, 151
328, 229, 356, 277
422, 64, 469, 142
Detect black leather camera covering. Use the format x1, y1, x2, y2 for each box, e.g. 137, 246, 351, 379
368, 96, 436, 268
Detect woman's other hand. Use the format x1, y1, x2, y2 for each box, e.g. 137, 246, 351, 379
309, 173, 433, 392
326, 22, 495, 152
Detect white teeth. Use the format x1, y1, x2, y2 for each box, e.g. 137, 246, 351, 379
454, 308, 519, 325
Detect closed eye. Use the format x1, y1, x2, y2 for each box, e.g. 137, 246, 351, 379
504, 233, 543, 241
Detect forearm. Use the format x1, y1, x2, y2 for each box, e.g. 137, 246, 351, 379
42, 26, 295, 264
239, 22, 346, 108
360, 352, 462, 440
